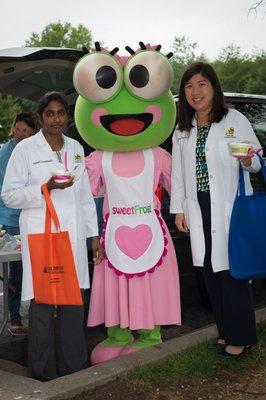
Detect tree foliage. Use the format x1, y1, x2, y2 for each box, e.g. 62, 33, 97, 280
25, 21, 92, 50
170, 36, 209, 93
170, 37, 266, 96
0, 95, 21, 142
171, 35, 198, 66
213, 45, 266, 94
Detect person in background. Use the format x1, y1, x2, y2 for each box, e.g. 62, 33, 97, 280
0, 112, 40, 336
1, 92, 102, 380
170, 62, 262, 359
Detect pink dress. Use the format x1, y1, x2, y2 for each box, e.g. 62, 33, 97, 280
86, 147, 181, 330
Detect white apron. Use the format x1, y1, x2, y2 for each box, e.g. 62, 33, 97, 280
102, 149, 166, 277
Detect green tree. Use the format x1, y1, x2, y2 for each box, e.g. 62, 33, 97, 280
25, 21, 92, 50
245, 51, 266, 94
170, 35, 209, 94
0, 95, 21, 142
213, 44, 252, 93
171, 35, 198, 66
213, 44, 266, 94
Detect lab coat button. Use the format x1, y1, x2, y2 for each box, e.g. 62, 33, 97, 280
206, 147, 209, 151
209, 175, 213, 179
212, 229, 216, 234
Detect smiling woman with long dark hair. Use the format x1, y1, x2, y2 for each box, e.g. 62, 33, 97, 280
170, 62, 262, 359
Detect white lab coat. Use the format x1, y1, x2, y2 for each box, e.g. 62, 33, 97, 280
170, 108, 261, 272
1, 131, 98, 300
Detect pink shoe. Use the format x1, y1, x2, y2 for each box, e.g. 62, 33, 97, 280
90, 344, 125, 365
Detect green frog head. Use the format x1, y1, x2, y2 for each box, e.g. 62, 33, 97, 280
73, 42, 176, 152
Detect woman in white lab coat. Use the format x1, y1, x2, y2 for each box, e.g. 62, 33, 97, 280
2, 92, 102, 380
170, 62, 261, 359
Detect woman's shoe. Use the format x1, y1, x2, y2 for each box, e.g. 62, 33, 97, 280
8, 323, 27, 337
217, 345, 251, 359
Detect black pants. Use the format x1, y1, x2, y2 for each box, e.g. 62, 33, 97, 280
3, 225, 22, 323
27, 300, 88, 381
197, 191, 257, 346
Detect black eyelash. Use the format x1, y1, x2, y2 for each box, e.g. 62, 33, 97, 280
93, 41, 172, 59
95, 41, 101, 52
125, 46, 135, 55
94, 42, 120, 56
82, 46, 89, 54
110, 47, 119, 56
125, 42, 170, 58
139, 41, 146, 50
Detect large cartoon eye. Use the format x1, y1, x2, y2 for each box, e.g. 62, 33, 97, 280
124, 51, 173, 100
73, 53, 123, 102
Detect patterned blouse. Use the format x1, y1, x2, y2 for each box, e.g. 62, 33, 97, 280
196, 123, 211, 192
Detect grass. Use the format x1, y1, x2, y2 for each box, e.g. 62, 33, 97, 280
126, 320, 266, 388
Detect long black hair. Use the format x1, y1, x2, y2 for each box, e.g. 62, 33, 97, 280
178, 62, 228, 132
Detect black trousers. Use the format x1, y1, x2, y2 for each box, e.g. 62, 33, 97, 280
197, 191, 257, 346
27, 300, 88, 381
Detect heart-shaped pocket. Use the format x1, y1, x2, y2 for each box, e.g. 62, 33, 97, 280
115, 225, 153, 260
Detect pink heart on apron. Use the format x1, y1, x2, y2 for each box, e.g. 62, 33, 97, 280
115, 225, 153, 260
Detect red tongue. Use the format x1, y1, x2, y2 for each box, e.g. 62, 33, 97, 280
110, 119, 145, 135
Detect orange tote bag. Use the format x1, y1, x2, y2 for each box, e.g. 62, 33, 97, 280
28, 184, 83, 305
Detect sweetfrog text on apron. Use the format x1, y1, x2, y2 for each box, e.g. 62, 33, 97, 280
112, 204, 152, 215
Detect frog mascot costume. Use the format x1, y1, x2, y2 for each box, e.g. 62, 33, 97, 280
73, 42, 181, 365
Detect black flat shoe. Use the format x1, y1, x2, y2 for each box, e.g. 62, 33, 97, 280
217, 345, 251, 359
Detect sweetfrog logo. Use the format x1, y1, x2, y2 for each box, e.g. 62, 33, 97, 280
224, 127, 236, 138
112, 204, 152, 215
43, 265, 64, 273
74, 153, 82, 163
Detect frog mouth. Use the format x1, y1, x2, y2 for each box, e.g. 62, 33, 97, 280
100, 113, 153, 136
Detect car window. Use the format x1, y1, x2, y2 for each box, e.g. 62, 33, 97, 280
231, 102, 266, 152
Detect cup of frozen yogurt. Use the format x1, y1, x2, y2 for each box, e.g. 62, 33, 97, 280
229, 142, 250, 157
52, 170, 71, 183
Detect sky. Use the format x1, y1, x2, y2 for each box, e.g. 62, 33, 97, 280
1, 0, 265, 59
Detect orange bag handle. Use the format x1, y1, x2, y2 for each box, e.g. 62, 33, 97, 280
41, 184, 61, 233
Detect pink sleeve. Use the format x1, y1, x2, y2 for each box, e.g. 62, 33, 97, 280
154, 147, 172, 194
85, 151, 104, 196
